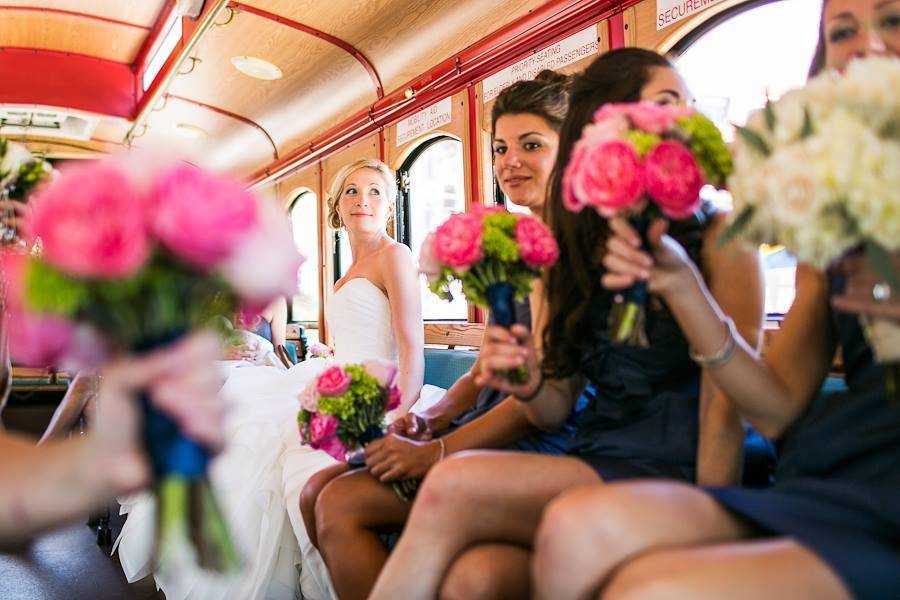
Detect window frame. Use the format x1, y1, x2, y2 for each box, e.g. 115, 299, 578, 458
286, 187, 321, 329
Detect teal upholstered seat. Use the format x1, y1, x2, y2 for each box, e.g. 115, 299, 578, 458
424, 348, 477, 389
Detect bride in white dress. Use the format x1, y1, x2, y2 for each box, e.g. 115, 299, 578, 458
115, 158, 437, 599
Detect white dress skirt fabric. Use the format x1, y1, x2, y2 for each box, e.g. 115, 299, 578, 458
114, 278, 444, 599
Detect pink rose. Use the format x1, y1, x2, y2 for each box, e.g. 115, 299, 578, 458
298, 381, 320, 412
563, 140, 644, 217
316, 434, 349, 462
152, 164, 258, 269
308, 413, 339, 444
387, 385, 402, 411
433, 213, 483, 271
315, 365, 352, 396
562, 145, 588, 212
28, 159, 150, 278
580, 113, 629, 144
1, 252, 76, 366
515, 215, 558, 268
594, 103, 693, 135
363, 359, 398, 388
221, 198, 304, 304
308, 342, 334, 359
7, 312, 76, 367
418, 232, 442, 284
644, 140, 704, 219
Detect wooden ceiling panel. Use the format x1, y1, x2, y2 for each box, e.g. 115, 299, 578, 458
355, 0, 547, 92
167, 9, 377, 150
0, 0, 168, 28
137, 99, 275, 177
0, 10, 146, 62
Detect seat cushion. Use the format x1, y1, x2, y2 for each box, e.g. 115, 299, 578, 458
424, 348, 477, 389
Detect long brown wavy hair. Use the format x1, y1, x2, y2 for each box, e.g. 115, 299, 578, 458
541, 48, 673, 379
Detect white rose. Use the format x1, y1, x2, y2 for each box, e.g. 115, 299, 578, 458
763, 145, 830, 228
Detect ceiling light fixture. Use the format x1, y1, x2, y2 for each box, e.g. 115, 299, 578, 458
230, 56, 283, 80
175, 123, 208, 139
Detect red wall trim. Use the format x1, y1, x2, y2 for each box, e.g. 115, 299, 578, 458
229, 2, 385, 99
0, 5, 151, 30
0, 48, 135, 118
466, 85, 480, 208
608, 11, 626, 49
166, 93, 279, 159
378, 128, 386, 161
249, 0, 642, 186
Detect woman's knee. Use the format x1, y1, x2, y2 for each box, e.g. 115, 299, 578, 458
299, 469, 332, 524
416, 453, 495, 509
439, 545, 529, 600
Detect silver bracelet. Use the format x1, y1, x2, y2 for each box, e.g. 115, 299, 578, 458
689, 317, 738, 369
437, 438, 446, 462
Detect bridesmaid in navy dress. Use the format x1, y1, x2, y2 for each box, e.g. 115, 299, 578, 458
367, 48, 764, 600
531, 2, 900, 598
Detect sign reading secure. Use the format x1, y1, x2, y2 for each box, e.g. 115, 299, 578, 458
657, 0, 725, 30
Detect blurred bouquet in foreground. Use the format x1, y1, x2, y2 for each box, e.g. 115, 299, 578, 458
563, 102, 732, 346
0, 138, 53, 245
297, 360, 416, 497
420, 207, 557, 381
1, 155, 303, 572
721, 56, 900, 388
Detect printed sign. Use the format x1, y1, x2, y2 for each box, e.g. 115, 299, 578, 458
657, 0, 725, 30
482, 26, 599, 102
396, 98, 453, 146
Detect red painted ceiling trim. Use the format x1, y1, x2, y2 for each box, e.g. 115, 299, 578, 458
608, 11, 626, 48
0, 5, 151, 30
0, 48, 135, 118
249, 0, 642, 185
132, 0, 179, 73
166, 93, 279, 159
228, 1, 384, 99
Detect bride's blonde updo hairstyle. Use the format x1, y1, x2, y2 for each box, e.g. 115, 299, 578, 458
326, 159, 398, 229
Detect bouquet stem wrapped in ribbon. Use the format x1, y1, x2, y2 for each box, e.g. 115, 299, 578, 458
2, 155, 303, 571
562, 102, 733, 346
420, 207, 559, 382
721, 56, 900, 400
298, 360, 419, 500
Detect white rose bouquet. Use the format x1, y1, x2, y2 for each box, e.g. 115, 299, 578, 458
721, 56, 900, 393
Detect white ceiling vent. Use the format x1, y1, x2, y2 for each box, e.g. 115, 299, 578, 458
0, 108, 99, 141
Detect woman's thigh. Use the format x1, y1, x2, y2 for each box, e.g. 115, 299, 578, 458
606, 538, 851, 600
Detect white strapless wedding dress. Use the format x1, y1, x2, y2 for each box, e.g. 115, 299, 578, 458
114, 278, 442, 599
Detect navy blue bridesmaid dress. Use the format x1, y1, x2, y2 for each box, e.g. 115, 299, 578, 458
707, 276, 900, 598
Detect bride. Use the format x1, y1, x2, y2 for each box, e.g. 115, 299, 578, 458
115, 158, 431, 599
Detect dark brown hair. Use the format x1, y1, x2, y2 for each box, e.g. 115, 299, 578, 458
491, 69, 571, 135
541, 48, 673, 379
808, 0, 828, 77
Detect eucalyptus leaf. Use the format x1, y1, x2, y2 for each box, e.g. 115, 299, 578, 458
717, 206, 756, 249
736, 126, 771, 157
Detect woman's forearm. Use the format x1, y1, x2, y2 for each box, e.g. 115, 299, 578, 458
520, 375, 583, 432
441, 396, 536, 454
395, 345, 424, 415
666, 268, 822, 438
417, 371, 482, 431
0, 435, 135, 544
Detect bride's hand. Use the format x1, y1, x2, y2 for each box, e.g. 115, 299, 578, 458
602, 217, 697, 297
388, 413, 433, 441
831, 251, 900, 321
364, 434, 441, 482
473, 324, 542, 400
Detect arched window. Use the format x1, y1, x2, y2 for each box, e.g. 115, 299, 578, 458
288, 188, 320, 338
673, 0, 822, 316
397, 136, 468, 320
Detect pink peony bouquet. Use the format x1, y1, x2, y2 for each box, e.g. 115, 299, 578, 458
563, 102, 732, 346
421, 207, 557, 365
1, 155, 303, 572
307, 341, 334, 360
297, 359, 417, 498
